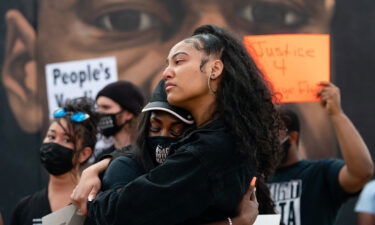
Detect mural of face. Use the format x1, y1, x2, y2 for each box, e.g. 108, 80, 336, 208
2, 0, 335, 156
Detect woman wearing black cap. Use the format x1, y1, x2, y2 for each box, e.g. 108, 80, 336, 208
73, 25, 280, 225
76, 80, 258, 225
100, 79, 195, 192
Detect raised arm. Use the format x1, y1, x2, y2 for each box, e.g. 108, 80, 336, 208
318, 82, 374, 193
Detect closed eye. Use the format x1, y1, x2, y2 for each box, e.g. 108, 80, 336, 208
149, 126, 161, 133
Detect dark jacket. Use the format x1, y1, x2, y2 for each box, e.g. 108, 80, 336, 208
88, 119, 257, 225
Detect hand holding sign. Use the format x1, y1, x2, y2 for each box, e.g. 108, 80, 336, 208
244, 34, 330, 103
317, 82, 342, 116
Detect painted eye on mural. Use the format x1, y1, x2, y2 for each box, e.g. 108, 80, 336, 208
94, 9, 160, 32
238, 2, 309, 28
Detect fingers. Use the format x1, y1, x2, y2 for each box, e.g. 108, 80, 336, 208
71, 186, 91, 203
245, 177, 257, 200
317, 81, 332, 87
78, 202, 88, 216
71, 186, 91, 216
88, 187, 99, 201
250, 189, 258, 205
317, 85, 339, 100
316, 82, 342, 115
250, 177, 257, 187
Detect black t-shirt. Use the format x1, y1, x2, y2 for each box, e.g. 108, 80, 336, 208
268, 159, 352, 225
10, 189, 51, 225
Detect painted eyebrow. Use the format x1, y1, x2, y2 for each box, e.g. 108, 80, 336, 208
166, 52, 189, 64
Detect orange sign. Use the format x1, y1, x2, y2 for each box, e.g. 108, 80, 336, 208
243, 34, 330, 103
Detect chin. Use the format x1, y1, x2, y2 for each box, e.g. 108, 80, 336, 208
167, 94, 184, 108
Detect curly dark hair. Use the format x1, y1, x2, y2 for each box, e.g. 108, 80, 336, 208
183, 24, 282, 213
53, 97, 99, 164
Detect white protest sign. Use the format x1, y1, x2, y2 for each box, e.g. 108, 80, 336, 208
253, 214, 281, 225
45, 57, 118, 117
42, 204, 85, 225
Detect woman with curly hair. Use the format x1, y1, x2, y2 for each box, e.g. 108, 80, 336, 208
10, 97, 99, 225
73, 24, 280, 225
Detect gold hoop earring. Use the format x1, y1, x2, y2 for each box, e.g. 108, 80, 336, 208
208, 74, 217, 94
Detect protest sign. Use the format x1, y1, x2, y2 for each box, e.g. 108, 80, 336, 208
45, 56, 118, 117
244, 34, 330, 102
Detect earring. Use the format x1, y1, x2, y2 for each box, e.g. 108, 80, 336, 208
208, 74, 217, 94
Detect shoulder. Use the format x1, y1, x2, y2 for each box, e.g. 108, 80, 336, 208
15, 189, 47, 208
102, 155, 142, 190
169, 120, 249, 171
179, 120, 235, 155
11, 189, 48, 221
314, 159, 345, 173
109, 155, 139, 169
301, 159, 345, 171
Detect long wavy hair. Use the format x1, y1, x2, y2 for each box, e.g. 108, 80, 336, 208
184, 25, 282, 213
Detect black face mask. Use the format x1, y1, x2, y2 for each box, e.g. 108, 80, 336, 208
40, 142, 74, 176
98, 112, 127, 138
146, 136, 179, 165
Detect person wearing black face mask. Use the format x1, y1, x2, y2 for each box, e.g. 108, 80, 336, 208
10, 97, 99, 225
94, 81, 145, 162
72, 80, 260, 225
99, 79, 195, 190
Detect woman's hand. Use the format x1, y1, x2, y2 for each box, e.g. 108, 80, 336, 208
71, 158, 111, 216
233, 177, 259, 225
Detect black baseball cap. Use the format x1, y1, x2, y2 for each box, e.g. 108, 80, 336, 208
142, 80, 194, 124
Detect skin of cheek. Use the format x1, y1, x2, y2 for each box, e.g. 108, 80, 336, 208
167, 66, 207, 108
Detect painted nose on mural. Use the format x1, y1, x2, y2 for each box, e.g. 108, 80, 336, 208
191, 3, 229, 29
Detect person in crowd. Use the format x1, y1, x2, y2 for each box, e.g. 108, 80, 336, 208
72, 24, 280, 225
269, 82, 374, 225
10, 97, 99, 225
95, 81, 145, 160
0, 0, 338, 222
355, 180, 375, 225
76, 80, 262, 225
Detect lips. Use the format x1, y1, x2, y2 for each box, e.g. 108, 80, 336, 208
165, 81, 176, 92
